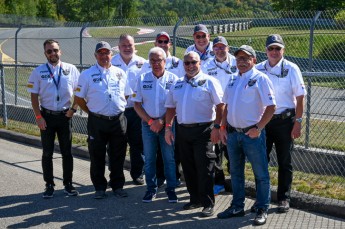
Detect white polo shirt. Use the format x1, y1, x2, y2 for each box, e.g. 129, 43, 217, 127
222, 68, 276, 128
75, 64, 132, 116
132, 70, 179, 119
111, 54, 146, 108
201, 54, 237, 91
139, 55, 185, 78
165, 71, 223, 124
27, 61, 80, 111
256, 58, 306, 114
185, 42, 214, 63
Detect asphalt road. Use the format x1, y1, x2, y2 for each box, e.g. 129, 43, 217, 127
0, 138, 344, 228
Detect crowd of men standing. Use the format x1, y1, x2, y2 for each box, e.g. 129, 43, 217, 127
27, 24, 306, 226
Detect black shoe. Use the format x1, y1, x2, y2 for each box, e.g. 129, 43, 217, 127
142, 191, 156, 203
167, 191, 178, 203
253, 209, 268, 225
64, 183, 79, 196
217, 206, 245, 219
200, 206, 214, 217
183, 202, 202, 210
43, 184, 54, 199
133, 177, 145, 185
277, 200, 290, 213
94, 190, 106, 199
250, 202, 257, 213
113, 188, 128, 198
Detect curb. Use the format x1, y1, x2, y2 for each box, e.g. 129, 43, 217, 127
0, 128, 344, 219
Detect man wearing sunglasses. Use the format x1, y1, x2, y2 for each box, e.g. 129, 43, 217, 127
165, 51, 224, 217
75, 41, 133, 199
133, 47, 179, 203
201, 36, 237, 196
27, 39, 80, 198
255, 34, 306, 213
217, 45, 276, 226
111, 34, 146, 186
185, 24, 214, 63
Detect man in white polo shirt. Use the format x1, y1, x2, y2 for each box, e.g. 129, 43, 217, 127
217, 45, 276, 226
27, 39, 80, 199
75, 41, 132, 199
165, 51, 224, 217
255, 34, 306, 213
111, 34, 146, 185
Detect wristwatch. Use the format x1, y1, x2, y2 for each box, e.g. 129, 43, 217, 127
70, 107, 77, 113
295, 118, 303, 123
213, 124, 220, 129
255, 124, 262, 132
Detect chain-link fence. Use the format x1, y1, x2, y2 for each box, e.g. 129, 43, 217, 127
0, 10, 344, 207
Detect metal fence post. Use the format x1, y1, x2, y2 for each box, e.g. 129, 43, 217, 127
305, 11, 322, 149
0, 65, 7, 126
172, 18, 183, 57
80, 23, 89, 67
15, 24, 22, 105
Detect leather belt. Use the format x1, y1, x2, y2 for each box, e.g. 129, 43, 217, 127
271, 108, 295, 120
227, 124, 256, 133
179, 122, 212, 128
90, 112, 123, 120
41, 107, 68, 115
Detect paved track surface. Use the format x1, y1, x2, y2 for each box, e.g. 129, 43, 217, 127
0, 138, 344, 228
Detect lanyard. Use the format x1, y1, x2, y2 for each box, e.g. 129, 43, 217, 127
213, 55, 236, 74
198, 43, 210, 61
46, 63, 62, 101
264, 59, 285, 78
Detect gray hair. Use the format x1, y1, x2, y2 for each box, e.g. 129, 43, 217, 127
148, 47, 167, 60
184, 51, 200, 61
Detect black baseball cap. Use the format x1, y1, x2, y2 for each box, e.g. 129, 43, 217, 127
95, 41, 112, 52
213, 36, 228, 46
266, 34, 285, 48
194, 24, 209, 34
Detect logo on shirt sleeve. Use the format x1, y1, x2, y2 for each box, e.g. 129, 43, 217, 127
27, 82, 34, 88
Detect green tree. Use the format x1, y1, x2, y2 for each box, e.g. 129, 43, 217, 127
37, 0, 58, 19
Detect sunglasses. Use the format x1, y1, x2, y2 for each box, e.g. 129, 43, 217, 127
267, 46, 282, 51
46, 49, 59, 54
97, 51, 111, 55
157, 40, 169, 44
195, 34, 207, 39
184, 61, 198, 66
213, 46, 227, 51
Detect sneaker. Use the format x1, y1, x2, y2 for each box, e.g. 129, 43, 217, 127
253, 208, 268, 225
43, 184, 54, 199
64, 183, 79, 196
167, 191, 178, 203
217, 205, 245, 219
200, 206, 214, 217
183, 202, 202, 210
250, 202, 257, 213
94, 190, 107, 199
133, 177, 145, 185
277, 200, 290, 213
113, 188, 128, 198
142, 191, 156, 203
214, 185, 225, 196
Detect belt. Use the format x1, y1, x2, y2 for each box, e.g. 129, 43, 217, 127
90, 112, 123, 120
41, 107, 68, 115
227, 124, 256, 133
179, 122, 212, 128
125, 107, 135, 111
271, 108, 295, 120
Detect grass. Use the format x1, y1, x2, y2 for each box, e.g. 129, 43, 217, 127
88, 27, 140, 38
243, 163, 345, 201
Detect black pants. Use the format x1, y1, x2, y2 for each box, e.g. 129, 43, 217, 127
214, 143, 229, 186
40, 112, 73, 186
266, 117, 294, 202
177, 123, 216, 208
88, 113, 127, 191
124, 108, 144, 180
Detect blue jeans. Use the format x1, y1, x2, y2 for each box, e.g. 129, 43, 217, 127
142, 122, 176, 193
226, 130, 270, 210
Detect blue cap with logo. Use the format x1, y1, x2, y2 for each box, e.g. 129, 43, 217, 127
95, 41, 112, 52
194, 24, 209, 34
266, 34, 285, 48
